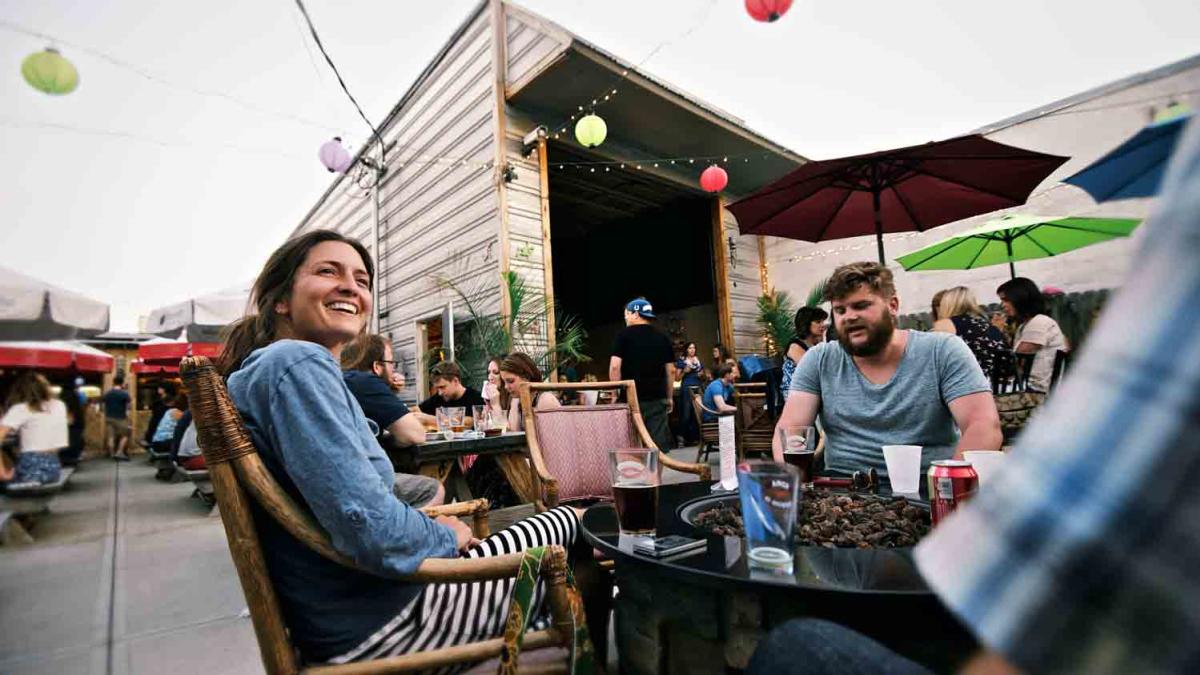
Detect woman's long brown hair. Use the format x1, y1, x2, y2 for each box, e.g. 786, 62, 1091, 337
5, 372, 52, 413
217, 230, 374, 376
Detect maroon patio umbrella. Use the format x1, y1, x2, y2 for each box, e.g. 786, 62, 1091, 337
728, 135, 1069, 264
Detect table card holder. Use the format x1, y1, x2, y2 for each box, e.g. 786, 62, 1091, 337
715, 414, 738, 491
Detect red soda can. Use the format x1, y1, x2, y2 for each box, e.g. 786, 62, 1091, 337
927, 460, 978, 527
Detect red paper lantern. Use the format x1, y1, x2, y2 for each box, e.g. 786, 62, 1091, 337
745, 0, 793, 22
700, 165, 728, 193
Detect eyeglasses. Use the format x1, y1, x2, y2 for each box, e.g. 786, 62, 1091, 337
375, 359, 400, 366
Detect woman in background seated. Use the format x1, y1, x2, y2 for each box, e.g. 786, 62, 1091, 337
780, 306, 828, 400
0, 372, 66, 486
500, 353, 560, 432
996, 278, 1065, 391
149, 393, 187, 456
932, 286, 1015, 382
216, 229, 583, 666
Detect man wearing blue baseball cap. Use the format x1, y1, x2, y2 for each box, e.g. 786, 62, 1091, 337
610, 297, 676, 452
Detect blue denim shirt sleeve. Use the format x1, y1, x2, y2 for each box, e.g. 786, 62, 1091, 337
256, 342, 457, 575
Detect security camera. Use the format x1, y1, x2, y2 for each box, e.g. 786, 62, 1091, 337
521, 126, 548, 157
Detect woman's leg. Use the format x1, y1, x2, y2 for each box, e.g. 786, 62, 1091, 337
333, 506, 581, 667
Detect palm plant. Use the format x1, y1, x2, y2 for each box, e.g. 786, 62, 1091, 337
805, 276, 828, 308
434, 268, 590, 386
756, 289, 796, 357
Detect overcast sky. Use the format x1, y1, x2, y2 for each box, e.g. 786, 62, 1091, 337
2, 0, 1197, 332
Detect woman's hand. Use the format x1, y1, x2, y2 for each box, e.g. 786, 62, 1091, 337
436, 515, 479, 552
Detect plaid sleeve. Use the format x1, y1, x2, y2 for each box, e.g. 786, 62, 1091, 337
915, 119, 1200, 675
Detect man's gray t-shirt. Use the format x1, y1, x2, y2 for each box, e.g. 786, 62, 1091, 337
791, 331, 990, 476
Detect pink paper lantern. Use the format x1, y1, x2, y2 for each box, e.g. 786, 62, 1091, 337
319, 137, 353, 173
745, 0, 794, 22
700, 165, 729, 193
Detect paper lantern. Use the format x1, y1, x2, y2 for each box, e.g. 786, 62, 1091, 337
319, 137, 353, 173
745, 0, 793, 22
700, 165, 728, 193
21, 48, 79, 95
574, 113, 607, 148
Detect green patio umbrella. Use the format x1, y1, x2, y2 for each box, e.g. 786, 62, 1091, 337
894, 214, 1141, 279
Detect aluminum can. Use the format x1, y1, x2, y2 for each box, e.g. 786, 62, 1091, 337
927, 460, 978, 527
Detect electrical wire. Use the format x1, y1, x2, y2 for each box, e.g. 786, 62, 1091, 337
0, 18, 340, 134
292, 0, 386, 163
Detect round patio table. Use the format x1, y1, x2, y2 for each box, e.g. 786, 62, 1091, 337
581, 481, 977, 674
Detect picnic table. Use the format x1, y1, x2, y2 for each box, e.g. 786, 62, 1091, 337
404, 432, 535, 503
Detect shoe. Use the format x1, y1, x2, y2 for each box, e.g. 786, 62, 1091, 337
113, 453, 131, 462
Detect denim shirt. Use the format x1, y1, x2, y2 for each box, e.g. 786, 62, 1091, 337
227, 340, 457, 660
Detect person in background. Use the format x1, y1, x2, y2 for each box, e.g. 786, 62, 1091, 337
149, 392, 186, 456
709, 343, 731, 381
610, 297, 675, 451
996, 276, 1067, 392
0, 372, 66, 485
142, 384, 174, 450
772, 261, 1001, 477
932, 286, 1015, 382
480, 355, 507, 420
780, 306, 828, 399
674, 342, 704, 445
418, 361, 486, 426
748, 102, 1200, 675
701, 362, 739, 422
501, 353, 560, 432
102, 379, 132, 461
58, 377, 86, 467
215, 229, 587, 665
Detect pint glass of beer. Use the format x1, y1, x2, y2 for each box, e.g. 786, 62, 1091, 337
778, 426, 817, 488
609, 448, 660, 535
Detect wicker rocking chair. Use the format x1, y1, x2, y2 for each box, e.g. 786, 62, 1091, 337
518, 380, 712, 512
179, 356, 589, 675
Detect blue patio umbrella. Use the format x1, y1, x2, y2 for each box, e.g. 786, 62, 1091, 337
1065, 105, 1192, 202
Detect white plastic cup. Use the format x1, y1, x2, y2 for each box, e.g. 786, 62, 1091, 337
882, 445, 923, 494
963, 451, 1004, 489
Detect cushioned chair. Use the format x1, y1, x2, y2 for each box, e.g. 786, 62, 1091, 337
519, 380, 712, 512
180, 356, 588, 675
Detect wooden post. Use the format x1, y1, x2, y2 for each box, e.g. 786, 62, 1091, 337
536, 134, 558, 380
489, 0, 513, 321
757, 235, 769, 296
711, 197, 736, 356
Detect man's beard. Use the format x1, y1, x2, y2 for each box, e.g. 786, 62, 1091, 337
838, 312, 895, 357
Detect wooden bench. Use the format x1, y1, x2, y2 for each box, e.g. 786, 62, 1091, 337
147, 448, 177, 480
175, 465, 215, 505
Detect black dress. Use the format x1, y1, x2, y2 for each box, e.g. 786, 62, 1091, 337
950, 314, 1015, 381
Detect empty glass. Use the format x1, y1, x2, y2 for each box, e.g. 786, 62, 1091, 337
737, 461, 799, 574
472, 405, 487, 431
435, 407, 452, 433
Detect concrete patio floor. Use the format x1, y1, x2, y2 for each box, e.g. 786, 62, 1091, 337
1, 446, 715, 674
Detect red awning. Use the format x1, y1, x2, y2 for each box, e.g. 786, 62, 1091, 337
131, 360, 179, 375
137, 341, 222, 366
0, 341, 115, 373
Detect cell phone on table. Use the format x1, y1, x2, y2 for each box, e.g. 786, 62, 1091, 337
633, 535, 706, 559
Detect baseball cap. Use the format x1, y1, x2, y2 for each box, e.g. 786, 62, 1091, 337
625, 297, 655, 318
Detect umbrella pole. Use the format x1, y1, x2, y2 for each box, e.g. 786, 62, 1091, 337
873, 190, 885, 265
1006, 237, 1016, 279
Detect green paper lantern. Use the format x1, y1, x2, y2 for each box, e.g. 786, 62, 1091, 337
22, 48, 79, 95
574, 113, 607, 148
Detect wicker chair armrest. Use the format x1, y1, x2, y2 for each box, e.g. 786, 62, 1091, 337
406, 551, 526, 582
419, 498, 489, 520
659, 451, 712, 481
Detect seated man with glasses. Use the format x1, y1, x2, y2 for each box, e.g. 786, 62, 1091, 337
341, 334, 443, 506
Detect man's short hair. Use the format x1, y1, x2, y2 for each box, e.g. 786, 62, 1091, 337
341, 334, 389, 372
430, 361, 462, 383
716, 363, 735, 379
824, 262, 896, 302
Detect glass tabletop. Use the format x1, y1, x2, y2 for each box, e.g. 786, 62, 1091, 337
580, 481, 933, 595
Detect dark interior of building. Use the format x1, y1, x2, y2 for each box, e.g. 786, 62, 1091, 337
547, 143, 718, 375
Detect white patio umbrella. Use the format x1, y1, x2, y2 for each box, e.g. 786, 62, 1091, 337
145, 285, 251, 342
0, 266, 110, 340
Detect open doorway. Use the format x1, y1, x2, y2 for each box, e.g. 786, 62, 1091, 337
547, 144, 720, 379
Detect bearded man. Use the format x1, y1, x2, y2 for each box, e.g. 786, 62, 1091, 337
772, 262, 1001, 478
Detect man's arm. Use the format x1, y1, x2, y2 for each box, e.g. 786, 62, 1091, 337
771, 392, 820, 462
711, 393, 737, 414
1013, 341, 1040, 354
664, 362, 676, 412
947, 391, 1003, 457
387, 414, 427, 446
608, 356, 622, 382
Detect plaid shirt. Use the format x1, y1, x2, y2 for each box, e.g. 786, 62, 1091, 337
916, 117, 1200, 675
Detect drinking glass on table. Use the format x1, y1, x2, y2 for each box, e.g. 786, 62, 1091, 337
609, 448, 660, 535
471, 405, 487, 432
778, 426, 817, 488
449, 407, 465, 434
737, 461, 799, 574
435, 407, 452, 434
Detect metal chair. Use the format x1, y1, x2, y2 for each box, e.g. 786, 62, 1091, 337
180, 356, 586, 675
519, 380, 711, 512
